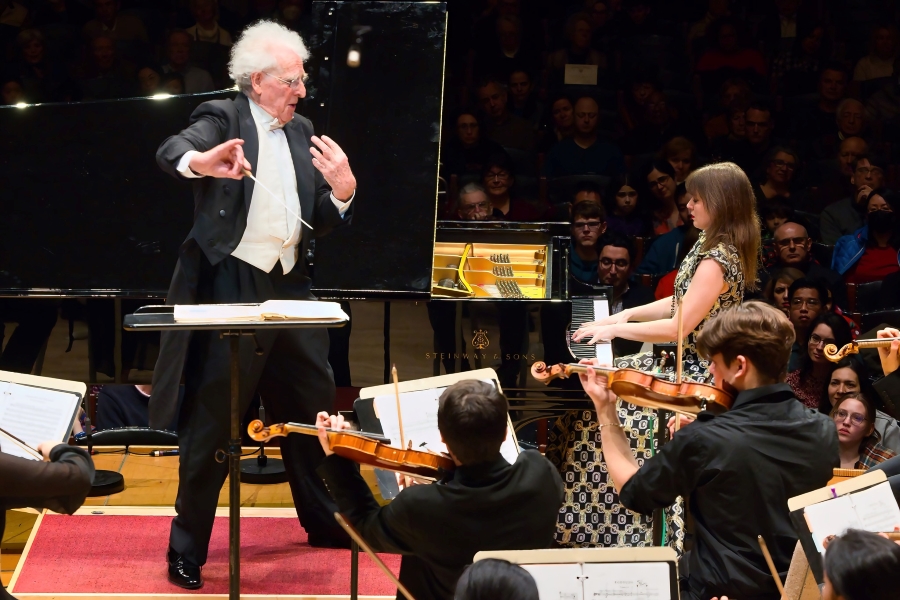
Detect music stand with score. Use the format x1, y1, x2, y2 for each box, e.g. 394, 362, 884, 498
123, 304, 349, 600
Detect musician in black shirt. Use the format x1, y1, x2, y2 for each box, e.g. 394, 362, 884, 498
580, 301, 837, 600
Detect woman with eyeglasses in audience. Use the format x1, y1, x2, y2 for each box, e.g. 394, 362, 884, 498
753, 146, 802, 208
819, 357, 900, 454
480, 152, 542, 222
786, 312, 852, 409
638, 159, 681, 236
831, 392, 897, 469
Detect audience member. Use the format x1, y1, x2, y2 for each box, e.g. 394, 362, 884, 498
786, 312, 852, 408
481, 153, 541, 221
762, 266, 804, 316
708, 101, 747, 161
185, 0, 233, 47
10, 29, 68, 103
596, 233, 654, 356
160, 71, 185, 95
760, 200, 792, 240
660, 136, 695, 184
96, 384, 182, 431
617, 0, 666, 38
865, 56, 900, 129
695, 16, 767, 96
588, 1, 618, 52
831, 393, 897, 469
454, 559, 539, 600
572, 180, 602, 207
832, 189, 900, 285
740, 101, 778, 175
569, 201, 607, 286
442, 110, 505, 179
476, 15, 537, 81
1, 75, 25, 104
753, 146, 801, 207
137, 64, 162, 95
822, 530, 900, 600
810, 98, 869, 159
82, 0, 148, 54
453, 183, 493, 221
787, 277, 829, 368
687, 0, 730, 55
853, 25, 897, 83
623, 90, 706, 155
546, 13, 606, 89
544, 96, 624, 178
603, 174, 654, 237
703, 78, 751, 141
820, 357, 900, 454
507, 70, 541, 129
791, 64, 848, 140
76, 34, 136, 100
639, 159, 681, 235
538, 93, 575, 153
0, 0, 29, 52
766, 221, 841, 290
161, 30, 215, 94
757, 0, 811, 56
820, 152, 886, 244
771, 20, 826, 95
618, 68, 659, 131
477, 79, 536, 152
637, 183, 696, 275
813, 136, 868, 207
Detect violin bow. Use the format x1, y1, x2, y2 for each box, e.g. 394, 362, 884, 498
392, 364, 407, 450
674, 296, 684, 431
335, 513, 417, 600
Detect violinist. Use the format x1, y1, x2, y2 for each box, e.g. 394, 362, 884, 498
581, 302, 836, 600
314, 380, 563, 600
546, 162, 761, 548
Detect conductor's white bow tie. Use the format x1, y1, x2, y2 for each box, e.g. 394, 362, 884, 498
267, 117, 287, 131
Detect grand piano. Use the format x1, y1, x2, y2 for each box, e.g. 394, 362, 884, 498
0, 1, 610, 431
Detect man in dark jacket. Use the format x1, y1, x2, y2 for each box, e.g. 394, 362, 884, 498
315, 380, 564, 600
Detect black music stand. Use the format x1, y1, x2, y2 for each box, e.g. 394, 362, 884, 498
123, 305, 348, 600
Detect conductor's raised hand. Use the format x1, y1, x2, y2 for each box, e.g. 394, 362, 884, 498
315, 411, 348, 457
188, 138, 251, 179
877, 327, 900, 376
309, 135, 356, 201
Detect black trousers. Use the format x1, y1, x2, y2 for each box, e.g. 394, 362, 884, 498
0, 299, 58, 374
170, 255, 342, 566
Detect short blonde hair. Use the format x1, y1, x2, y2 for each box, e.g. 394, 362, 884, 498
229, 20, 309, 91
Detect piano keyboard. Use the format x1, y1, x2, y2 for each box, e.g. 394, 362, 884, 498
569, 296, 614, 366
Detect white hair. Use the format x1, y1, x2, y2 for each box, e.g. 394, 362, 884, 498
229, 21, 310, 92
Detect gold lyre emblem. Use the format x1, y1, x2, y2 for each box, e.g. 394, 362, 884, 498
472, 329, 490, 350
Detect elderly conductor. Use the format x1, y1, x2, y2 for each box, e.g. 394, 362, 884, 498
150, 21, 357, 589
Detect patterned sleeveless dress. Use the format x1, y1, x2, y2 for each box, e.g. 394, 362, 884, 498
545, 235, 744, 549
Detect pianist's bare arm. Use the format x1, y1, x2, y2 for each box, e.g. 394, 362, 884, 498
574, 259, 724, 345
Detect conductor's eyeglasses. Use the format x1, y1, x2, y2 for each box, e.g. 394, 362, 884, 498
264, 71, 309, 89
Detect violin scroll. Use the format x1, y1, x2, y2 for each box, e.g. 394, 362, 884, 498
824, 342, 858, 363
531, 362, 571, 385
247, 419, 288, 442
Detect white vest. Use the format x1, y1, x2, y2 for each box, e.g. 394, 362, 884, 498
230, 99, 303, 274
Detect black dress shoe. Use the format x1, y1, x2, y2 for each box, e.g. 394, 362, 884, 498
167, 549, 203, 590
308, 532, 352, 549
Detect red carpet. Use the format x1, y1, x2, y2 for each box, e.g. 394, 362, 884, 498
12, 514, 400, 595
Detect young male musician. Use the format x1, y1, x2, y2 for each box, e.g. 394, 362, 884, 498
315, 380, 563, 600
580, 301, 837, 600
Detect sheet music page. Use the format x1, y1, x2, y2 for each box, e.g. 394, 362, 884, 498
258, 300, 348, 320
581, 562, 671, 600
520, 563, 584, 600
373, 379, 518, 465
850, 482, 900, 533
803, 495, 863, 552
0, 381, 81, 458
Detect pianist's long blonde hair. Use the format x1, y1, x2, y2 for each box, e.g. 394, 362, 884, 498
685, 162, 760, 290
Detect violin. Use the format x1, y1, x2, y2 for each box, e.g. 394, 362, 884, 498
824, 337, 900, 362
530, 362, 734, 416
247, 420, 456, 479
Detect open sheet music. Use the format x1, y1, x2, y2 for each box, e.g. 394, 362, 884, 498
0, 380, 82, 461
803, 481, 900, 552
173, 300, 348, 323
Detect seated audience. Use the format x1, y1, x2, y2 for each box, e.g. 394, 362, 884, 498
760, 200, 792, 240
603, 174, 654, 238
453, 183, 493, 221
507, 70, 541, 130
695, 16, 767, 96
82, 0, 148, 47
821, 152, 887, 244
568, 201, 607, 286
639, 159, 681, 235
853, 25, 897, 83
544, 96, 624, 178
10, 29, 69, 103
475, 15, 538, 82
814, 136, 868, 208
546, 12, 606, 89
757, 0, 813, 56
832, 188, 900, 285
442, 110, 505, 180
787, 278, 829, 369
136, 64, 162, 95
660, 136, 696, 184
765, 222, 841, 291
618, 68, 659, 132
822, 530, 900, 600
790, 64, 848, 141
161, 30, 215, 94
595, 233, 654, 357
753, 146, 802, 208
787, 312, 852, 408
477, 79, 536, 153
538, 93, 575, 153
708, 101, 747, 162
481, 153, 542, 221
623, 90, 707, 155
762, 266, 804, 316
185, 0, 233, 47
771, 21, 826, 95
96, 384, 182, 431
687, 0, 731, 55
160, 72, 185, 95
820, 358, 900, 454
1, 76, 25, 104
831, 393, 897, 469
637, 183, 696, 275
76, 33, 136, 100
703, 78, 751, 141
865, 56, 900, 128
315, 380, 563, 600
454, 559, 538, 600
811, 99, 869, 159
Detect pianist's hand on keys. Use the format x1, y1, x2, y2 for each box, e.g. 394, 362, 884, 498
574, 311, 631, 344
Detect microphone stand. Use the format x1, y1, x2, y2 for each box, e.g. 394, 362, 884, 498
83, 396, 125, 496
240, 400, 287, 484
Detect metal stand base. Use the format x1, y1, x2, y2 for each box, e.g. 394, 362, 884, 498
88, 469, 125, 496
240, 457, 288, 484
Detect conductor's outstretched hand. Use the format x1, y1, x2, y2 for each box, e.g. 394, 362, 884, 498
188, 139, 252, 179
309, 135, 356, 201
